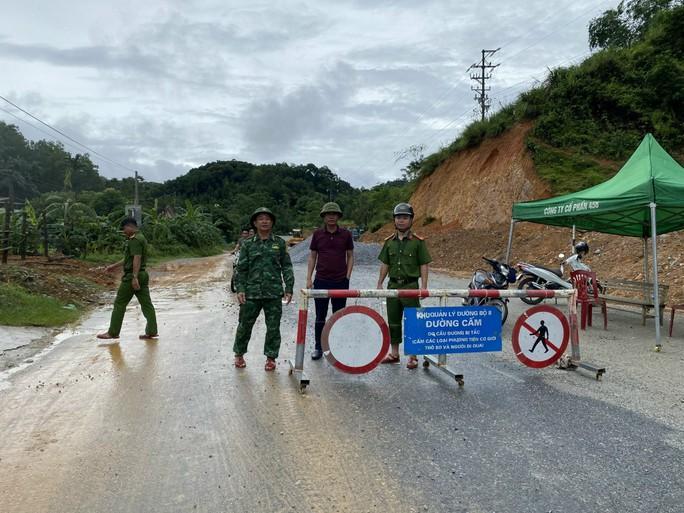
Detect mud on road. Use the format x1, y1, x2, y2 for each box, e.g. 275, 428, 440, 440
0, 255, 228, 372
1, 253, 683, 513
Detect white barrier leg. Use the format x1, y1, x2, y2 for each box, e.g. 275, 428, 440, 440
423, 294, 465, 386
288, 292, 310, 393
566, 290, 606, 380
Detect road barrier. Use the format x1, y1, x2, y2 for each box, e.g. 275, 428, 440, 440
287, 288, 606, 393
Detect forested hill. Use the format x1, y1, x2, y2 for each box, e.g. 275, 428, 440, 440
419, 1, 684, 195
156, 160, 357, 232
0, 121, 413, 238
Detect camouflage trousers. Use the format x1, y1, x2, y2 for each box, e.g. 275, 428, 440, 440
233, 298, 283, 359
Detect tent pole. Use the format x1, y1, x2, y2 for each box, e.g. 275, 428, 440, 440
649, 203, 661, 349
572, 224, 576, 252
643, 237, 648, 279
505, 219, 516, 263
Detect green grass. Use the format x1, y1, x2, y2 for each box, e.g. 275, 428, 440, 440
528, 139, 618, 195
0, 283, 82, 327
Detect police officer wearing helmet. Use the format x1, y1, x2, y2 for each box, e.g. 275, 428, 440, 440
306, 202, 355, 360
233, 207, 294, 371
377, 203, 432, 369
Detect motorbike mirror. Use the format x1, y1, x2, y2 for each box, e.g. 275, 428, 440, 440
558, 253, 565, 260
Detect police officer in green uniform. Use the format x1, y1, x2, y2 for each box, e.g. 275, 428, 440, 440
377, 203, 431, 369
97, 218, 158, 341
233, 207, 295, 371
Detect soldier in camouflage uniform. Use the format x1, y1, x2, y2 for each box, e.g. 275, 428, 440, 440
233, 207, 294, 371
97, 217, 158, 341
377, 203, 431, 369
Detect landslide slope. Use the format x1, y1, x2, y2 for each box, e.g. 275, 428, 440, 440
409, 122, 547, 229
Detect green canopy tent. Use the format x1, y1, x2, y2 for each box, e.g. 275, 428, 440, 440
506, 134, 684, 347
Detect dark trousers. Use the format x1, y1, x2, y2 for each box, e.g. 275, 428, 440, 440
314, 277, 349, 349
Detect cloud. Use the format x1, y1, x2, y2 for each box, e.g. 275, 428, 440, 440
0, 40, 165, 74
0, 0, 603, 188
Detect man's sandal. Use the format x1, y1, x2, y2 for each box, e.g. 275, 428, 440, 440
234, 356, 246, 368
406, 357, 419, 370
265, 358, 277, 372
96, 333, 119, 340
139, 334, 158, 340
381, 354, 400, 364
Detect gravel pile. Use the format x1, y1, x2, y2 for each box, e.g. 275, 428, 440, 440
288, 235, 381, 265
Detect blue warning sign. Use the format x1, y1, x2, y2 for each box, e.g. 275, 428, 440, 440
403, 306, 502, 355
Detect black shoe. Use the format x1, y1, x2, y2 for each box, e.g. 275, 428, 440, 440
311, 349, 323, 360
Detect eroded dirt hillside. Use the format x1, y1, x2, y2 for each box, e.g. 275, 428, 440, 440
364, 124, 684, 303
410, 122, 549, 229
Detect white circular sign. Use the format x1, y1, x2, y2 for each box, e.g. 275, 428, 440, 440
321, 306, 390, 374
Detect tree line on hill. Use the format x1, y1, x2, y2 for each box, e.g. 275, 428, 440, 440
0, 121, 411, 259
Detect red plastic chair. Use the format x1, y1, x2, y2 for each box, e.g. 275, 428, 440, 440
570, 270, 608, 330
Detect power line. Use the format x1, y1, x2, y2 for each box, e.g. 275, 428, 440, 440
402, 0, 612, 137
0, 106, 95, 157
417, 50, 593, 153
468, 48, 500, 121
0, 94, 137, 174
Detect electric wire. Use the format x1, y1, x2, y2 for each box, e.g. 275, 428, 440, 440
0, 94, 136, 174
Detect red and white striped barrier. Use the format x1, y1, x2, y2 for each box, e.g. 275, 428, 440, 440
286, 287, 601, 392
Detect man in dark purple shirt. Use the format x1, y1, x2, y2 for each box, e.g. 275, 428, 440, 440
306, 202, 354, 360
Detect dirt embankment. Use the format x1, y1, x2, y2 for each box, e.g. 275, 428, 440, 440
364, 123, 684, 303
411, 122, 548, 229
0, 256, 117, 306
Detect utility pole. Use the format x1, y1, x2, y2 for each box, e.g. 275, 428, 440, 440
2, 182, 14, 264
127, 170, 142, 226
134, 170, 140, 206
20, 208, 27, 260
42, 210, 49, 259
468, 48, 500, 121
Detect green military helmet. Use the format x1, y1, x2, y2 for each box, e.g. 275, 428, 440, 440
250, 207, 276, 227
393, 202, 414, 217
320, 201, 343, 218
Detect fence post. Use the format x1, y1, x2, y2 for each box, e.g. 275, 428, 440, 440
2, 198, 10, 264
20, 209, 27, 260
42, 210, 49, 259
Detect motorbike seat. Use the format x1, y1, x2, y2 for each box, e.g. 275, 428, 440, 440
536, 265, 563, 277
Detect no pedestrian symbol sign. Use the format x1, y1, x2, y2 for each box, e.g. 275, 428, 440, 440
512, 305, 569, 368
403, 306, 502, 355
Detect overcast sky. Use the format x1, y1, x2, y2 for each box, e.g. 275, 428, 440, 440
0, 0, 613, 186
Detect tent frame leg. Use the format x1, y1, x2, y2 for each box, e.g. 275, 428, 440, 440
505, 219, 516, 263
650, 203, 662, 350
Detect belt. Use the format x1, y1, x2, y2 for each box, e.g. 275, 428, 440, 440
389, 277, 418, 285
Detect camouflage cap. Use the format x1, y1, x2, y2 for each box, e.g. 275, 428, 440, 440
251, 207, 276, 226
320, 202, 343, 217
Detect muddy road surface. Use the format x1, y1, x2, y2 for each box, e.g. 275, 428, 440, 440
1, 254, 683, 513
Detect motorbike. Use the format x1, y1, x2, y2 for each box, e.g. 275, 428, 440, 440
464, 257, 517, 324
516, 252, 593, 305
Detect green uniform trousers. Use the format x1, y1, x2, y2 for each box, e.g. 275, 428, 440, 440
108, 271, 158, 337
386, 281, 420, 345
233, 298, 283, 359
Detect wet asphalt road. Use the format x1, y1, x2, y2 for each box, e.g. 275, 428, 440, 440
0, 256, 682, 513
